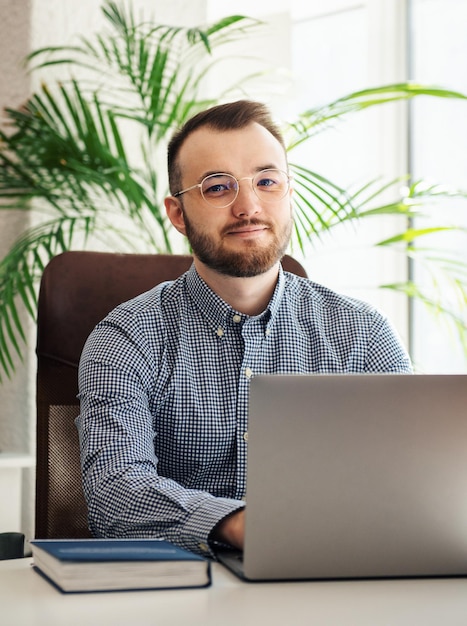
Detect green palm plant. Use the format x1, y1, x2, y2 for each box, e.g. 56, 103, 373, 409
0, 1, 466, 380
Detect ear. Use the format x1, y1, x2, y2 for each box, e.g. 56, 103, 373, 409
165, 196, 187, 236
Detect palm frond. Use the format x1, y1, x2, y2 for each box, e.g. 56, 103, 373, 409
363, 184, 467, 356
382, 267, 467, 357
285, 83, 467, 151
26, 10, 261, 138
290, 163, 355, 240
0, 216, 95, 380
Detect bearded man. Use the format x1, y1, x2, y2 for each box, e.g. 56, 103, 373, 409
77, 100, 412, 557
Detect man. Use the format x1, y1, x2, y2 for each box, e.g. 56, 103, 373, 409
77, 100, 412, 557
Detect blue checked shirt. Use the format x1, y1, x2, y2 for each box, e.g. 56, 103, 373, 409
77, 263, 412, 556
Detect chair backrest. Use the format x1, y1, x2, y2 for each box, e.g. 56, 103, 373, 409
35, 251, 307, 539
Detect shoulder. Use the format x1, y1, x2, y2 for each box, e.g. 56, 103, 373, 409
283, 272, 379, 317
82, 273, 189, 357
104, 273, 187, 326
282, 272, 412, 372
79, 273, 191, 380
281, 271, 397, 342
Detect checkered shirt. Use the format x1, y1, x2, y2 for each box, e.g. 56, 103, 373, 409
76, 263, 412, 556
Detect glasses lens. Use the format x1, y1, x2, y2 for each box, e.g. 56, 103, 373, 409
253, 169, 289, 201
201, 174, 238, 208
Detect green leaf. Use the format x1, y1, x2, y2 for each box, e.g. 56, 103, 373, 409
377, 227, 462, 247
286, 82, 467, 151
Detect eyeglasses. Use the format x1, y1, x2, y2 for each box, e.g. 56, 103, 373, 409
173, 168, 291, 209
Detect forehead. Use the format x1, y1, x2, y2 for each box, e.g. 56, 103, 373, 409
177, 122, 287, 178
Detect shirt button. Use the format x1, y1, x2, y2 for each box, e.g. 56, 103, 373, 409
216, 327, 224, 337
265, 328, 271, 336
233, 314, 241, 323
245, 367, 253, 378
243, 432, 249, 442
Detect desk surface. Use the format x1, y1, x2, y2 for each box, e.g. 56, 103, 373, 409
2, 558, 467, 625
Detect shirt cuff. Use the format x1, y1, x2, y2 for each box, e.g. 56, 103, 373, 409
181, 496, 245, 558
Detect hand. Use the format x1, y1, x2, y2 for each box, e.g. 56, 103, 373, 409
214, 509, 245, 550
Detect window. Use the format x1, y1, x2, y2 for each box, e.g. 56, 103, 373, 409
409, 0, 467, 372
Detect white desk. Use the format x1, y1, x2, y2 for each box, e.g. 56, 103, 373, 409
2, 558, 467, 625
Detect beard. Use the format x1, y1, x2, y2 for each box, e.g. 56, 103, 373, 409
182, 210, 293, 278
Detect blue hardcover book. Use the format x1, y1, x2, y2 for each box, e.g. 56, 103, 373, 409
30, 538, 211, 592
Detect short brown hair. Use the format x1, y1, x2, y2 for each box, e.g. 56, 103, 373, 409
167, 100, 286, 194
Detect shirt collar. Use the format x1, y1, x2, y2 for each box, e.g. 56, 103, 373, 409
183, 263, 286, 332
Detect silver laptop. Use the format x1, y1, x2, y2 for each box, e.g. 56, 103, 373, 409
217, 373, 467, 581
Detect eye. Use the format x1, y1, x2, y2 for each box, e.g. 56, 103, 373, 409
255, 170, 283, 191
257, 177, 277, 188
202, 175, 236, 197
205, 183, 229, 195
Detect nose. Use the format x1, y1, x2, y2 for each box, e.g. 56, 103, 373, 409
230, 177, 262, 219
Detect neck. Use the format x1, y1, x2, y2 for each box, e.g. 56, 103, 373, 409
193, 259, 280, 316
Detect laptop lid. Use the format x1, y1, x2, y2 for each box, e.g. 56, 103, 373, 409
222, 373, 467, 581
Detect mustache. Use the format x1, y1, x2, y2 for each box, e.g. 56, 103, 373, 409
221, 219, 272, 236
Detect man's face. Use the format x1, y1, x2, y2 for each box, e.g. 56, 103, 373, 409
165, 122, 293, 278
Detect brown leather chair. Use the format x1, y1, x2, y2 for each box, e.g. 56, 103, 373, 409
35, 251, 308, 539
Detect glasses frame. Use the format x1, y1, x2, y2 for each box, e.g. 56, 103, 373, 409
173, 168, 291, 208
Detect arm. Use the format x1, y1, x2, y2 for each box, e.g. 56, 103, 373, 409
76, 315, 244, 557
365, 313, 413, 373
